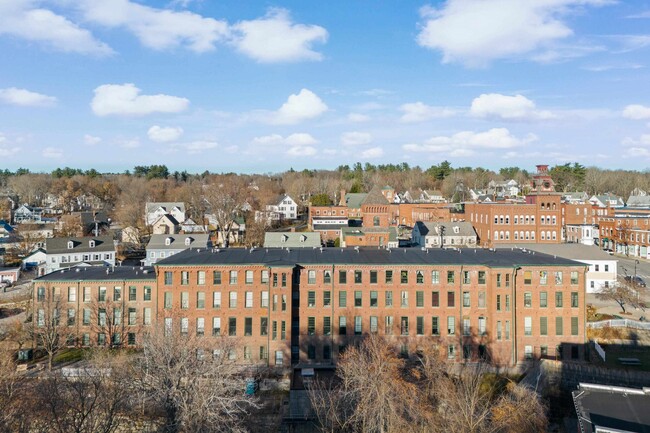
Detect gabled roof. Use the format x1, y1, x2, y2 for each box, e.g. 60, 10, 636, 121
263, 232, 321, 248
361, 186, 390, 206
46, 236, 115, 254
0, 220, 13, 232
153, 213, 180, 226
146, 233, 210, 250
273, 194, 295, 206
415, 221, 477, 237
626, 195, 650, 207
145, 202, 186, 214
22, 248, 46, 261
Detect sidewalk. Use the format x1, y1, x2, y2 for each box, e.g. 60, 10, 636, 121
586, 293, 647, 321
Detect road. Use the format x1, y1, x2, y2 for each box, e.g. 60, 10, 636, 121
616, 255, 650, 282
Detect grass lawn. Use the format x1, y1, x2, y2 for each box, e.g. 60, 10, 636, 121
53, 348, 88, 363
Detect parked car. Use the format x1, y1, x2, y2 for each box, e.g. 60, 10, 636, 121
624, 275, 647, 287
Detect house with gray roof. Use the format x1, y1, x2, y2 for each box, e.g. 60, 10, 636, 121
144, 233, 210, 266
626, 195, 650, 208
145, 202, 186, 226
411, 221, 477, 248
45, 236, 116, 274
589, 194, 624, 208
562, 191, 589, 203
263, 232, 321, 248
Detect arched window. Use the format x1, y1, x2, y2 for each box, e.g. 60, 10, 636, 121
514, 231, 519, 240
541, 231, 546, 240
373, 216, 380, 227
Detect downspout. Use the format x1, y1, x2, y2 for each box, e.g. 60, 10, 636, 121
511, 266, 519, 366
459, 265, 463, 361
267, 266, 271, 368
331, 264, 335, 365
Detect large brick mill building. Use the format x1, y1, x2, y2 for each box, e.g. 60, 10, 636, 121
34, 247, 587, 368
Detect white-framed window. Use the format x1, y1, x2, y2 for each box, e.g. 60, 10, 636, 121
245, 291, 253, 308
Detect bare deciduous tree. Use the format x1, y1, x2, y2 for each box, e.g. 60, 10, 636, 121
204, 176, 246, 248
33, 288, 71, 370
596, 277, 648, 314
133, 321, 257, 433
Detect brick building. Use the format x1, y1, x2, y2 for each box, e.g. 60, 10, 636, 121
33, 248, 587, 368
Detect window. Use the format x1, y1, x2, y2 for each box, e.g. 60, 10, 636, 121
400, 317, 409, 335
68, 287, 76, 302
213, 317, 221, 336
524, 317, 532, 336
496, 295, 501, 311
555, 292, 563, 308
262, 270, 269, 284
181, 271, 189, 285
447, 271, 455, 284
272, 273, 278, 287
478, 317, 486, 335
339, 270, 347, 284
324, 316, 331, 335
354, 270, 362, 284
431, 317, 440, 335
197, 292, 205, 309
505, 295, 510, 311
369, 316, 378, 333
229, 292, 237, 308
400, 270, 408, 284
128, 286, 137, 301
355, 291, 362, 307
415, 291, 424, 307
244, 318, 252, 336
228, 317, 237, 336
308, 292, 316, 307
259, 346, 268, 360
505, 274, 510, 287
179, 317, 189, 335
556, 317, 563, 336
385, 270, 393, 284
99, 287, 107, 302
275, 351, 283, 366
384, 316, 393, 334
540, 317, 547, 336
478, 271, 486, 285
67, 309, 75, 326
430, 270, 440, 285
323, 291, 331, 307
164, 318, 172, 336
213, 292, 221, 308
82, 308, 91, 325
83, 287, 91, 302
496, 274, 501, 288
540, 271, 548, 285
604, 265, 609, 272
429, 291, 439, 307
181, 292, 189, 309
540, 291, 548, 308
261, 291, 269, 308
230, 271, 238, 285
339, 316, 347, 335
307, 317, 315, 335
354, 316, 362, 335
197, 317, 205, 336
416, 271, 424, 284
213, 271, 222, 285
308, 270, 316, 284
570, 271, 579, 285
370, 270, 377, 284
164, 292, 172, 309
128, 308, 136, 326
447, 316, 455, 335
447, 291, 455, 307
554, 271, 563, 285
385, 291, 393, 307
323, 271, 331, 284
462, 291, 470, 307
571, 292, 578, 308
370, 291, 378, 307
448, 344, 456, 359
143, 308, 151, 325
197, 271, 206, 285
245, 291, 253, 308
463, 318, 470, 335
505, 320, 510, 340
524, 271, 532, 285
164, 272, 173, 285
307, 345, 316, 360
463, 271, 470, 284
282, 295, 287, 311
400, 291, 408, 307
571, 317, 579, 336
525, 345, 533, 360
245, 270, 253, 284
524, 292, 532, 307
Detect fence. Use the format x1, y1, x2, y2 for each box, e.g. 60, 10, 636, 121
593, 340, 606, 362
587, 319, 650, 330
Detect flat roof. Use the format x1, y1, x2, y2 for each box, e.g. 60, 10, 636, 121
35, 265, 156, 282
155, 246, 585, 268
573, 383, 650, 433
498, 243, 615, 261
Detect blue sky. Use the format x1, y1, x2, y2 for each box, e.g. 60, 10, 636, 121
1, 0, 650, 173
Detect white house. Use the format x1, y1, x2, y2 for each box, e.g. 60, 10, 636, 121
13, 204, 43, 224
144, 233, 211, 266
411, 221, 478, 248
44, 236, 116, 274
265, 194, 298, 220
145, 202, 186, 226
22, 248, 47, 273
565, 224, 599, 246
589, 194, 624, 208
487, 180, 519, 197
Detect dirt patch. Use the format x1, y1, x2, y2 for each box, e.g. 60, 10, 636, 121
0, 307, 24, 319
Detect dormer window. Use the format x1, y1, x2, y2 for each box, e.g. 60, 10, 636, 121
184, 238, 191, 246
67, 241, 74, 249
453, 226, 460, 234
281, 235, 288, 243
88, 240, 95, 248
300, 235, 307, 243
165, 237, 172, 246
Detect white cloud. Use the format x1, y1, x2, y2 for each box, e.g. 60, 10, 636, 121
176, 140, 218, 154
266, 89, 327, 125
0, 1, 113, 55
252, 134, 283, 145
627, 11, 650, 19
416, 0, 609, 66
402, 128, 537, 156
148, 125, 184, 142
0, 133, 21, 157
623, 104, 650, 120
399, 102, 455, 123
84, 134, 102, 145
0, 87, 57, 107
91, 83, 189, 117
230, 8, 327, 62
119, 138, 141, 149
348, 113, 371, 122
360, 147, 384, 159
285, 133, 318, 146
42, 146, 63, 158
470, 93, 555, 121
79, 0, 228, 53
341, 131, 372, 146
287, 145, 317, 157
